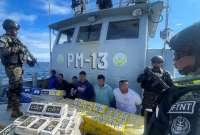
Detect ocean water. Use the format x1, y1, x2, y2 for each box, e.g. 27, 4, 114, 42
0, 62, 50, 82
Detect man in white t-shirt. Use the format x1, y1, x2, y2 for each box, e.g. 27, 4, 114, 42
113, 80, 142, 113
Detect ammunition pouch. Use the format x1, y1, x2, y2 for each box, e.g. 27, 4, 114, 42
27, 59, 36, 67
1, 52, 23, 66
1, 56, 7, 65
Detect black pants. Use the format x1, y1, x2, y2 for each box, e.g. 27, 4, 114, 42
144, 111, 153, 135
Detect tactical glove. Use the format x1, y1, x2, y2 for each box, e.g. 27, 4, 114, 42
27, 58, 37, 67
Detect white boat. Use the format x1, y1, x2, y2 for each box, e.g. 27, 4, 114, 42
0, 0, 175, 134
49, 0, 174, 92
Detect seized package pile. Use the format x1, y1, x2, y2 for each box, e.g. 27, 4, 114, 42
14, 102, 81, 135
74, 99, 129, 135
25, 88, 65, 97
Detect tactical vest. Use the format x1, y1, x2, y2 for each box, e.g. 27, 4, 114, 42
166, 86, 200, 135
0, 35, 23, 66
147, 84, 200, 135
140, 68, 173, 109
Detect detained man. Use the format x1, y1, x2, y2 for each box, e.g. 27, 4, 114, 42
48, 69, 57, 89
113, 80, 142, 113
55, 73, 69, 90
67, 76, 78, 99
94, 74, 113, 106
75, 71, 95, 101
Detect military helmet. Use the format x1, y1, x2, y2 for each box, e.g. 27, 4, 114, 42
151, 55, 164, 64
2, 19, 20, 31
169, 22, 200, 75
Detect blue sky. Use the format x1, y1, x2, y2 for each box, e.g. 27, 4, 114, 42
0, 0, 199, 61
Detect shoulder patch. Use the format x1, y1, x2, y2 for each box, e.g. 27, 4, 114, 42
168, 101, 196, 114
0, 35, 7, 43
0, 35, 12, 47
171, 116, 191, 135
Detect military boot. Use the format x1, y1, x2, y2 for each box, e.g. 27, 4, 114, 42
11, 108, 23, 118
10, 94, 23, 118
7, 89, 12, 111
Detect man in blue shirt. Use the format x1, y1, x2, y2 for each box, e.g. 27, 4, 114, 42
94, 74, 113, 106
76, 71, 95, 101
48, 69, 57, 89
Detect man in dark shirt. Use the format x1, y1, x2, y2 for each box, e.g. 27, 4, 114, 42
65, 76, 78, 99
75, 71, 95, 101
96, 0, 113, 9
55, 73, 69, 90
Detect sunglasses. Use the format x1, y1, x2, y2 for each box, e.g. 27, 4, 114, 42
174, 50, 193, 60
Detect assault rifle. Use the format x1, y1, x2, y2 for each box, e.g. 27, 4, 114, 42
144, 67, 170, 90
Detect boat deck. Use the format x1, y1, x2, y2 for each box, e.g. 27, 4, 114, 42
0, 104, 29, 126
0, 95, 63, 128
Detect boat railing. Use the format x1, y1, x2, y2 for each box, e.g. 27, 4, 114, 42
71, 0, 144, 16
86, 1, 136, 13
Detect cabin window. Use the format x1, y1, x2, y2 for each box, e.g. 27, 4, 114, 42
57, 28, 74, 44
107, 19, 139, 40
77, 24, 102, 42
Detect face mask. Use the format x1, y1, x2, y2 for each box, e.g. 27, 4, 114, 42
7, 29, 18, 37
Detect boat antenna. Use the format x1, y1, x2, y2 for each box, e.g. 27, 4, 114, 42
161, 0, 170, 56
48, 0, 52, 69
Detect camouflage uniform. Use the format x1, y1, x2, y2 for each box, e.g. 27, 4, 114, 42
0, 34, 36, 117
5, 65, 23, 111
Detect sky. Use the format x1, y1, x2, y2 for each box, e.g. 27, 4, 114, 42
0, 0, 200, 62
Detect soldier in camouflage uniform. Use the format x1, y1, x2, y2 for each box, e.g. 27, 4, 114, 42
0, 19, 36, 118
147, 22, 200, 135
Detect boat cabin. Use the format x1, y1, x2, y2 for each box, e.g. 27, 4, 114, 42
49, 1, 171, 92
